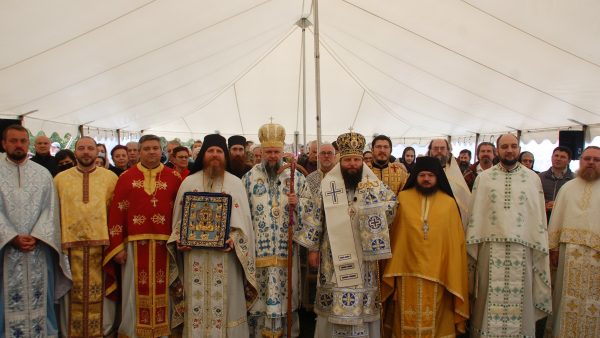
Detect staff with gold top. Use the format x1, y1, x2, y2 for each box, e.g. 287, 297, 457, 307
242, 121, 306, 337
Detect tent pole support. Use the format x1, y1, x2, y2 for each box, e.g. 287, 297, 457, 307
313, 0, 322, 155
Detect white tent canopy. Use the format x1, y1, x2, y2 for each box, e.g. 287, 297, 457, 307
2, 0, 600, 144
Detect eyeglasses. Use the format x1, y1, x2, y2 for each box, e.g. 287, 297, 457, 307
319, 151, 334, 156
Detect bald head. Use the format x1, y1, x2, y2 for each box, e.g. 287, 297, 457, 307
75, 136, 97, 148
34, 135, 51, 155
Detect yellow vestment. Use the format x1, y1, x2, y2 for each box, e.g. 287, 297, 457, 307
383, 188, 469, 337
55, 167, 117, 337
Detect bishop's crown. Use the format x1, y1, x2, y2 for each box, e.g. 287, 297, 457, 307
258, 122, 286, 148
336, 132, 366, 158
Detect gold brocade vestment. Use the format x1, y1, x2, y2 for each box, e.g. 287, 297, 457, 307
54, 166, 118, 337
383, 189, 469, 338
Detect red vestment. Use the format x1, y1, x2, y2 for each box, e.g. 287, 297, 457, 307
103, 163, 182, 337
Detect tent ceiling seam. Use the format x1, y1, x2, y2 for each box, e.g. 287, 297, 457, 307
83, 29, 287, 126
142, 26, 298, 131
7, 0, 275, 112
461, 0, 600, 69
181, 116, 194, 138
0, 0, 159, 72
313, 27, 445, 136
341, 0, 600, 118
233, 83, 245, 135
320, 26, 549, 126
350, 90, 365, 129
50, 22, 290, 120
321, 30, 549, 128
180, 26, 298, 119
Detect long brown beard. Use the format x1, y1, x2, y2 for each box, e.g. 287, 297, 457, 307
578, 167, 600, 182
203, 157, 225, 179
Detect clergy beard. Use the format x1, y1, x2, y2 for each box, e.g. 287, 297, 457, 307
203, 158, 225, 179
416, 184, 438, 196
500, 158, 518, 166
578, 167, 600, 182
265, 161, 281, 181
480, 157, 493, 166
230, 155, 246, 176
435, 155, 449, 167
7, 150, 27, 162
342, 166, 363, 191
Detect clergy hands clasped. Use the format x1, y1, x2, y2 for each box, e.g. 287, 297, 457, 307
12, 235, 37, 252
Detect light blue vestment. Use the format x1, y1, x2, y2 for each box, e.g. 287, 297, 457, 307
0, 156, 71, 337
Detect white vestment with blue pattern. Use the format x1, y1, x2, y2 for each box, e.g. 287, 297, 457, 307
0, 156, 71, 338
242, 162, 305, 337
295, 164, 397, 337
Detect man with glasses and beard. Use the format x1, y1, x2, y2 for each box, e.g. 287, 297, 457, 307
382, 156, 468, 337
242, 122, 305, 337
54, 136, 118, 337
544, 146, 600, 338
466, 134, 551, 338
228, 135, 253, 178
0, 125, 71, 337
169, 134, 258, 337
296, 132, 397, 337
428, 139, 471, 229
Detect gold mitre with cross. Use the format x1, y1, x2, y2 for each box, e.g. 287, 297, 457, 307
336, 131, 365, 158
258, 121, 286, 148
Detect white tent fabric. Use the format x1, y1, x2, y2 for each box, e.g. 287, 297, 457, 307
1, 0, 599, 143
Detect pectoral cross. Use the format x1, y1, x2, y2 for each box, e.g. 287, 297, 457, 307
422, 221, 429, 240
150, 196, 158, 207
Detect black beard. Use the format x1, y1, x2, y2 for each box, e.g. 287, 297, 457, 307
342, 166, 363, 191
500, 158, 518, 166
7, 150, 27, 162
265, 161, 281, 181
374, 159, 388, 166
230, 155, 246, 175
416, 184, 438, 196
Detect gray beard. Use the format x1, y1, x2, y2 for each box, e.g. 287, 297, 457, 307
436, 155, 449, 167
265, 161, 281, 181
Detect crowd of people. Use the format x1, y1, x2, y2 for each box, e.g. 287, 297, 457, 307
1, 122, 599, 338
